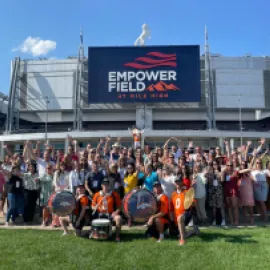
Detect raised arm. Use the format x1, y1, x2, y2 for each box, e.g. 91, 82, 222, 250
96, 138, 104, 154
187, 141, 193, 151
23, 141, 29, 161
35, 141, 41, 158
245, 141, 252, 162
5, 145, 13, 158
258, 148, 269, 161
26, 141, 38, 161
104, 136, 111, 154
224, 140, 231, 160
163, 137, 171, 150
256, 138, 265, 155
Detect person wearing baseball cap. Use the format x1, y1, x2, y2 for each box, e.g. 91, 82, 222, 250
170, 176, 199, 246
145, 181, 169, 242
91, 178, 122, 241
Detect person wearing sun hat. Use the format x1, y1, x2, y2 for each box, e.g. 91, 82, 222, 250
110, 142, 121, 162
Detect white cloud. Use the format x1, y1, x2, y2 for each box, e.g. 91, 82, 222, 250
12, 36, 57, 56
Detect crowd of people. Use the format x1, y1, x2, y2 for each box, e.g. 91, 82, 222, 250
0, 134, 270, 245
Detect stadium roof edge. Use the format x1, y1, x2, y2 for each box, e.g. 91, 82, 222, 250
1, 130, 270, 142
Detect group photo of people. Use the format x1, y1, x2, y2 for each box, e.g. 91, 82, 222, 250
0, 132, 270, 245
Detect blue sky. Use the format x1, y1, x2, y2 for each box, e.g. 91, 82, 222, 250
0, 0, 269, 95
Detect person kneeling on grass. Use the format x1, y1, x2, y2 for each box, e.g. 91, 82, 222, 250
91, 178, 122, 242
145, 181, 170, 242
170, 176, 200, 246
59, 185, 90, 236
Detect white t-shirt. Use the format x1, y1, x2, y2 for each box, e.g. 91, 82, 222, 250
1, 163, 12, 172
251, 170, 267, 182
69, 170, 85, 189
173, 149, 182, 164
194, 173, 207, 199
160, 175, 176, 199
37, 158, 55, 177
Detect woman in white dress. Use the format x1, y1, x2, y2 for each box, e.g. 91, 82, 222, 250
250, 159, 270, 222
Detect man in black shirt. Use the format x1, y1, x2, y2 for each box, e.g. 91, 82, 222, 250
5, 165, 24, 226
85, 161, 104, 197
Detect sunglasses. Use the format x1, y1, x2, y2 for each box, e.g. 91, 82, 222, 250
127, 167, 133, 170
227, 165, 233, 167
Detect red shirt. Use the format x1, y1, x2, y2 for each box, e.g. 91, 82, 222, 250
183, 177, 191, 190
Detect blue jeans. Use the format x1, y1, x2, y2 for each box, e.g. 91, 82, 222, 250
6, 193, 24, 222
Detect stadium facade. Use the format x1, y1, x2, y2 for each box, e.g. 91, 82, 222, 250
1, 32, 270, 156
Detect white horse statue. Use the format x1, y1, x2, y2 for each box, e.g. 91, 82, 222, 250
134, 24, 151, 46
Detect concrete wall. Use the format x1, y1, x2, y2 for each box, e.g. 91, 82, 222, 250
215, 69, 265, 108
19, 59, 77, 111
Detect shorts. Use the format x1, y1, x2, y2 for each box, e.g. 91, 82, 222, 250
0, 192, 3, 201
160, 217, 169, 225
174, 210, 192, 226
145, 223, 169, 239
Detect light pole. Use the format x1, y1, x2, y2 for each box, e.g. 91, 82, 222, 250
45, 96, 49, 143
238, 94, 243, 146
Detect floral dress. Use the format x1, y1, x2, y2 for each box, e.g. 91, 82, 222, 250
40, 174, 53, 207
208, 173, 224, 208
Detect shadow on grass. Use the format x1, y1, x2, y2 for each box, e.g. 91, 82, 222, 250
77, 230, 146, 243
198, 232, 257, 244
70, 230, 258, 244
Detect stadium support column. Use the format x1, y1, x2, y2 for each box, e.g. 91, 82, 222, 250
73, 29, 84, 131
64, 135, 69, 155
78, 29, 84, 130
230, 138, 234, 152
136, 105, 153, 130
218, 137, 224, 153
0, 141, 4, 160
204, 26, 212, 130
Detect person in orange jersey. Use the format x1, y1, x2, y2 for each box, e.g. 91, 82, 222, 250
92, 178, 122, 242
145, 181, 170, 242
131, 127, 143, 149
170, 176, 200, 246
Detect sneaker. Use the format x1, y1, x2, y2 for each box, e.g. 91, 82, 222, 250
157, 235, 164, 243
179, 239, 185, 246
115, 237, 121, 242
188, 219, 194, 227
221, 220, 226, 226
62, 232, 68, 236
212, 220, 216, 226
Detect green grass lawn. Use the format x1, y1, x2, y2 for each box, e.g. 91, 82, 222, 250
0, 228, 270, 270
